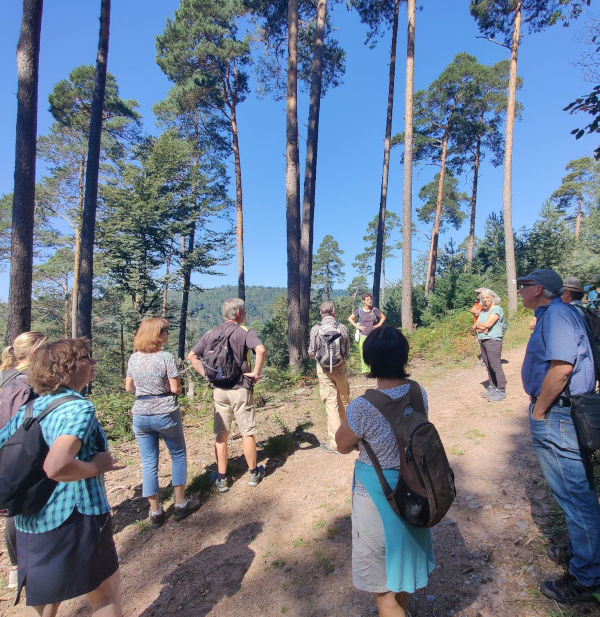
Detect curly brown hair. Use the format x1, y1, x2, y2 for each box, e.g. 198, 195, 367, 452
28, 338, 92, 394
133, 318, 168, 353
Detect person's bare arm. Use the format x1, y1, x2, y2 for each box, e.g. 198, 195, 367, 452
373, 311, 386, 328
44, 435, 124, 482
187, 350, 206, 378
473, 313, 499, 332
531, 360, 573, 420
335, 420, 359, 454
125, 377, 136, 394
244, 344, 266, 382
169, 376, 182, 395
348, 313, 364, 333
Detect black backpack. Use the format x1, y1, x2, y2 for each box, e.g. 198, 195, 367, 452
361, 381, 456, 528
201, 323, 244, 388
0, 395, 80, 516
314, 322, 344, 372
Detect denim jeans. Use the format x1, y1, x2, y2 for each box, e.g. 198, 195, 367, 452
529, 404, 600, 587
133, 410, 187, 497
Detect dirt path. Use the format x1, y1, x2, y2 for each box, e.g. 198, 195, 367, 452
2, 345, 600, 616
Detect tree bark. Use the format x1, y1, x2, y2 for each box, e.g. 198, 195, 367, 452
401, 0, 415, 333
5, 0, 43, 345
372, 0, 399, 309
75, 0, 110, 340
502, 0, 522, 318
286, 0, 302, 371
299, 0, 327, 357
178, 229, 195, 363
162, 243, 172, 318
120, 320, 125, 379
466, 128, 482, 265
178, 113, 200, 363
230, 98, 245, 301
575, 195, 582, 241
425, 135, 448, 295
71, 155, 85, 336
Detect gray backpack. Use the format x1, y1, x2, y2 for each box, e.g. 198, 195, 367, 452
314, 322, 344, 372
361, 381, 456, 528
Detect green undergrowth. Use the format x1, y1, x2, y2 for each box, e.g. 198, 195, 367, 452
405, 304, 533, 374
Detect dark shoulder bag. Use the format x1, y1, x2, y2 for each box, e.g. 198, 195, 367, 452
0, 395, 80, 516
568, 314, 600, 451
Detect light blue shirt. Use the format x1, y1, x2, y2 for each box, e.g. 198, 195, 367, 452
521, 297, 594, 397
476, 305, 505, 341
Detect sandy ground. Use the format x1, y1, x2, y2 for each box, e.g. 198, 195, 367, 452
2, 344, 600, 617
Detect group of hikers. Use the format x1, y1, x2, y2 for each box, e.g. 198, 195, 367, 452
1, 268, 600, 616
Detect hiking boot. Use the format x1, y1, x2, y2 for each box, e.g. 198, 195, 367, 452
540, 572, 600, 603
320, 442, 339, 454
487, 388, 507, 402
248, 465, 265, 487
173, 497, 200, 521
149, 509, 165, 529
481, 385, 495, 398
212, 475, 229, 493
547, 544, 571, 569
7, 568, 17, 589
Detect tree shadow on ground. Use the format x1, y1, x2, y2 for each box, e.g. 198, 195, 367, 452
138, 522, 263, 617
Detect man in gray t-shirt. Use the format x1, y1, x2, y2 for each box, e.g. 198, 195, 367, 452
188, 298, 266, 493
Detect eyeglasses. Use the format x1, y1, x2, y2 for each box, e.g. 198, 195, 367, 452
517, 283, 539, 291
160, 328, 169, 334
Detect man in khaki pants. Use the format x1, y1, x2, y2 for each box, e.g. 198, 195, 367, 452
309, 301, 350, 453
188, 298, 266, 492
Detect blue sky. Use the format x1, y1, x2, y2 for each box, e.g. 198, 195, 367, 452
0, 0, 597, 299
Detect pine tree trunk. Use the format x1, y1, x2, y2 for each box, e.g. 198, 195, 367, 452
162, 244, 172, 318
575, 196, 582, 241
178, 110, 201, 362
120, 320, 125, 378
231, 101, 245, 302
75, 0, 110, 340
299, 0, 327, 357
5, 0, 43, 345
425, 136, 448, 295
372, 0, 399, 309
286, 0, 302, 371
63, 277, 69, 337
401, 0, 415, 333
71, 156, 85, 336
466, 129, 482, 265
178, 229, 195, 363
502, 1, 522, 318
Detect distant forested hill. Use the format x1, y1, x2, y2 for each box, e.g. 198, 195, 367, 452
185, 285, 287, 331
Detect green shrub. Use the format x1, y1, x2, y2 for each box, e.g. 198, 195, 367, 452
91, 392, 134, 441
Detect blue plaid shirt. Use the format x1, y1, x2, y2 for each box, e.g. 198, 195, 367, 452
0, 388, 111, 534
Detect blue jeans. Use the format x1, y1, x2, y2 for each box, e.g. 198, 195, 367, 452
529, 404, 600, 587
133, 410, 187, 497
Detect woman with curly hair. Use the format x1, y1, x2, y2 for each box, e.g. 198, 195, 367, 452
125, 318, 198, 528
0, 338, 123, 616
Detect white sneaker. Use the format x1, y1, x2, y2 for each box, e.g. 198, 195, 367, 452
7, 568, 17, 589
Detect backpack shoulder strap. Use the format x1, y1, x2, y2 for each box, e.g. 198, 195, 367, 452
35, 395, 83, 423
0, 370, 25, 390
359, 390, 397, 499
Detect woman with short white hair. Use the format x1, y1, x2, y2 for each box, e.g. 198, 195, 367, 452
473, 289, 507, 401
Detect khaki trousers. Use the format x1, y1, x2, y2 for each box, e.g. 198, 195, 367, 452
316, 361, 350, 447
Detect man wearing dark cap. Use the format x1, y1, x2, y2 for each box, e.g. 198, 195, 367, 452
562, 276, 585, 317
518, 268, 600, 603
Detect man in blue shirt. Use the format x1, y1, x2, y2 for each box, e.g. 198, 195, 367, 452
519, 268, 600, 603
